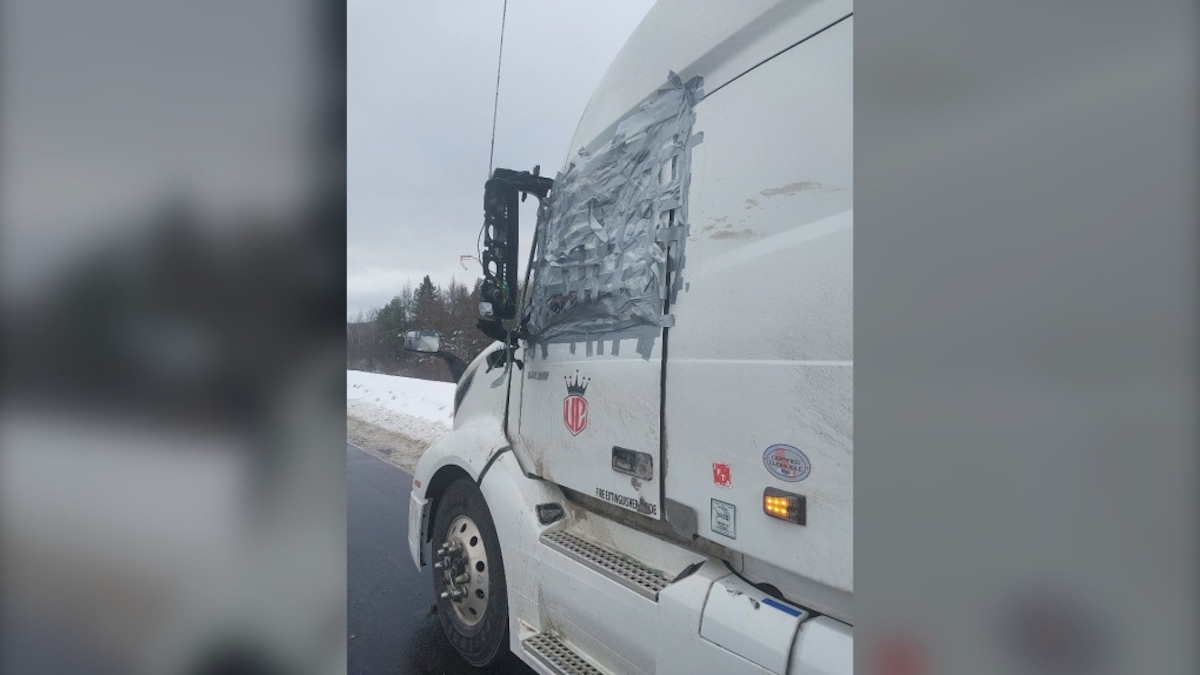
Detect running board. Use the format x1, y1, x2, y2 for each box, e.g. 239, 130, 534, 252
522, 632, 607, 675
540, 530, 670, 601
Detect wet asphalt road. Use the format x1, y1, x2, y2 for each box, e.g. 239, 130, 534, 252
346, 443, 535, 675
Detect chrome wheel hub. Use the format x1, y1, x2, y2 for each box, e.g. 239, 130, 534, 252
434, 515, 489, 626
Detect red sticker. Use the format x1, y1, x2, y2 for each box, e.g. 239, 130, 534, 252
713, 462, 732, 488
563, 371, 590, 436
563, 395, 587, 435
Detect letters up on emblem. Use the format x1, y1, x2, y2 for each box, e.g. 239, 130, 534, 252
563, 395, 587, 435
563, 371, 590, 435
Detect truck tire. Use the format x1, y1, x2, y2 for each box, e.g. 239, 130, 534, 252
429, 478, 509, 667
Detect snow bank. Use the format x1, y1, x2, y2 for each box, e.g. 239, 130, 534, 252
346, 370, 455, 448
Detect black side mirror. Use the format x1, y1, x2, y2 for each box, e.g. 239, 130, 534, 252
403, 329, 468, 382
479, 167, 552, 331
403, 330, 440, 353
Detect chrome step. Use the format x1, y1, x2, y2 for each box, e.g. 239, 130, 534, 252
541, 530, 670, 600
522, 632, 606, 675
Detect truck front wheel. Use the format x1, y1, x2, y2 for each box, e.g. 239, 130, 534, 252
429, 478, 509, 667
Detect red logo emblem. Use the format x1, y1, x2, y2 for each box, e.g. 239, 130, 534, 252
563, 371, 590, 436
713, 463, 732, 487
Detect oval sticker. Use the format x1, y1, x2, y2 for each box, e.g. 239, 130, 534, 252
762, 444, 810, 482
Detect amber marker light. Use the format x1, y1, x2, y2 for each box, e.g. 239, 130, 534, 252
763, 488, 806, 525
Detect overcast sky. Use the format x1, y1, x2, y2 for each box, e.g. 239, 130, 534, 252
347, 0, 657, 319
2, 0, 314, 305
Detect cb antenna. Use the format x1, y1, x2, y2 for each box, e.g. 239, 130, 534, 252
487, 0, 509, 177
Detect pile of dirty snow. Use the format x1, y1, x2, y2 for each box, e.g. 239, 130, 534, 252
346, 371, 455, 468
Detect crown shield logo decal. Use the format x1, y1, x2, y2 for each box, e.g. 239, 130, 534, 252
563, 370, 590, 436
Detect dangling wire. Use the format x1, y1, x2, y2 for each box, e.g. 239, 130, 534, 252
487, 0, 508, 179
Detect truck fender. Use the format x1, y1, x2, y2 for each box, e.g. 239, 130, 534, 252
410, 424, 563, 645
474, 452, 564, 646
409, 424, 505, 569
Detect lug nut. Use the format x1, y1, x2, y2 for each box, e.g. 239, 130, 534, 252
454, 573, 470, 584
433, 561, 445, 570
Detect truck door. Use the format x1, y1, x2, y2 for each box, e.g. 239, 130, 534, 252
515, 75, 703, 521
518, 328, 664, 519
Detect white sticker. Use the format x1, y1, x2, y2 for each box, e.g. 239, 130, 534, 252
711, 498, 736, 539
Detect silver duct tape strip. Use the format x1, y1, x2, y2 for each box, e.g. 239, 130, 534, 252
655, 226, 685, 243
527, 72, 703, 354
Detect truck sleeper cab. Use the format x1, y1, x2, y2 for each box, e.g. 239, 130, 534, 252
408, 1, 853, 673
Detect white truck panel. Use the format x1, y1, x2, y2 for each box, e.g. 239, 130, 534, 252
657, 564, 773, 675
788, 616, 853, 675
700, 576, 808, 674
569, 0, 854, 160
665, 16, 853, 595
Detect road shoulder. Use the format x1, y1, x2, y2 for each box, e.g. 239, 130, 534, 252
347, 415, 428, 472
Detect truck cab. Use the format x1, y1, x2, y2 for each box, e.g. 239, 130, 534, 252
407, 1, 853, 672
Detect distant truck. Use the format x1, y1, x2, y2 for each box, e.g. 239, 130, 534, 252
405, 1, 853, 672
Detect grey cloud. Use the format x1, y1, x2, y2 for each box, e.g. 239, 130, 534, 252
348, 0, 657, 318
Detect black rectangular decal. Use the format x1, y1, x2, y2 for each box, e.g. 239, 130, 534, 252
611, 446, 654, 481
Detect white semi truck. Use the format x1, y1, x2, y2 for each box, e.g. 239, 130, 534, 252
405, 1, 852, 673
